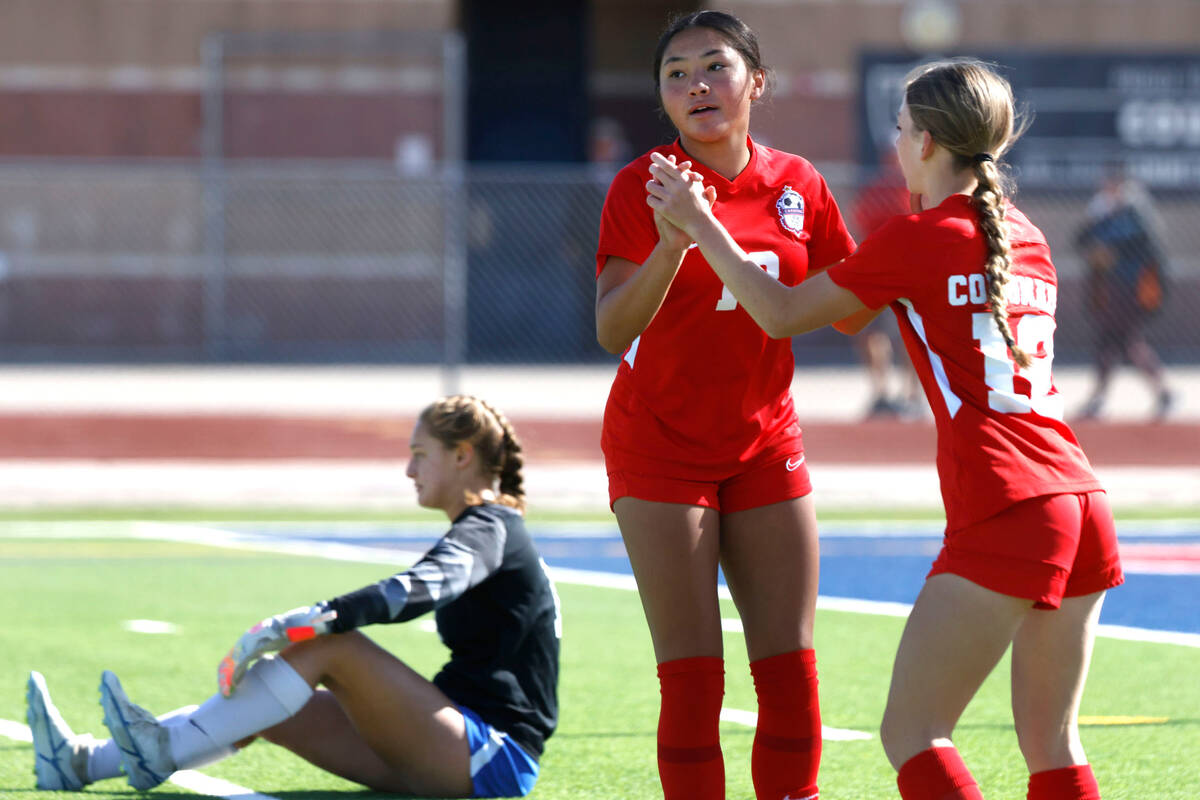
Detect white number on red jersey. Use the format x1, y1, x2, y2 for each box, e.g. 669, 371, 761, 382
971, 311, 1063, 419
716, 250, 779, 311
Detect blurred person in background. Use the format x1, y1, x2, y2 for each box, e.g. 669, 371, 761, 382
594, 10, 867, 800
27, 396, 559, 799
589, 115, 633, 181
851, 149, 924, 419
648, 58, 1121, 800
1074, 162, 1174, 420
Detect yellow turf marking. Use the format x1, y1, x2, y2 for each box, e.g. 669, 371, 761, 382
1079, 715, 1168, 726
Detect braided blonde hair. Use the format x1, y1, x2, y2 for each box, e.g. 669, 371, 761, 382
905, 59, 1033, 368
418, 395, 526, 512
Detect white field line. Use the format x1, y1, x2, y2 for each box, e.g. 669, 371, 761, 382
552, 570, 1200, 649
0, 719, 278, 800
0, 719, 31, 742
8, 522, 1200, 648
165, 770, 280, 800
122, 619, 182, 635
4, 517, 1198, 539
718, 708, 872, 742
1091, 623, 1200, 648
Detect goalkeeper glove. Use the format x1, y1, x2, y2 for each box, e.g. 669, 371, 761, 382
218, 604, 337, 697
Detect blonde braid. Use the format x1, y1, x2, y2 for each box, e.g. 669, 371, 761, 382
972, 156, 1031, 368
476, 397, 526, 512
904, 59, 1033, 369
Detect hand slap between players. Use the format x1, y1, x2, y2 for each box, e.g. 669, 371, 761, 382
645, 151, 717, 240
217, 604, 337, 696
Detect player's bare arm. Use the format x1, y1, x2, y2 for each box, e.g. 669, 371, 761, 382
595, 250, 685, 354
647, 152, 868, 338
595, 155, 716, 353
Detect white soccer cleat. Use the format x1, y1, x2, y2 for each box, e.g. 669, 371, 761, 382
26, 671, 85, 791
98, 670, 174, 791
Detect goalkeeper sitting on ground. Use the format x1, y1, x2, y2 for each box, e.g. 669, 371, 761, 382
26, 395, 561, 798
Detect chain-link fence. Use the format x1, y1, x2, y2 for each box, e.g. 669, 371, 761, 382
0, 160, 1196, 367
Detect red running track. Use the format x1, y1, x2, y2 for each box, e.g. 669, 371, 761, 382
0, 415, 1194, 467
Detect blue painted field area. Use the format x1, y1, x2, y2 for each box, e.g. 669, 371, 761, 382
226, 519, 1200, 638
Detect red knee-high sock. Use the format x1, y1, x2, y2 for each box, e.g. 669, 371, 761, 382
1027, 765, 1100, 800
657, 656, 725, 800
897, 746, 984, 800
749, 649, 821, 800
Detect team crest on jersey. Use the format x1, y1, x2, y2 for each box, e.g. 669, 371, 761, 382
776, 185, 805, 235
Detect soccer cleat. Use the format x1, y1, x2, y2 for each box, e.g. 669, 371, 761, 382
98, 670, 174, 791
26, 671, 85, 790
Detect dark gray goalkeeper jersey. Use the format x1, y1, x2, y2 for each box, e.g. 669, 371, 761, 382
321, 503, 561, 759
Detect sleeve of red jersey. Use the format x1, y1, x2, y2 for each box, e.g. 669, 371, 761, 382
595, 161, 660, 279
802, 172, 858, 272
826, 215, 922, 310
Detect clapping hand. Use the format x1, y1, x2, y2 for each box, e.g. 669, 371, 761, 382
646, 152, 717, 241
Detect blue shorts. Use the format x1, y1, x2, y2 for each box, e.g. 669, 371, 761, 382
458, 705, 539, 798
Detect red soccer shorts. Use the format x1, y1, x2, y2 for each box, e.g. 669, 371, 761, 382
928, 490, 1124, 609
607, 449, 813, 514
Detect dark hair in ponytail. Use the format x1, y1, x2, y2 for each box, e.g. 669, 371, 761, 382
419, 395, 526, 512
905, 59, 1033, 368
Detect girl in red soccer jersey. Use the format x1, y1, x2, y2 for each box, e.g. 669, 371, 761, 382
595, 11, 865, 800
647, 59, 1121, 800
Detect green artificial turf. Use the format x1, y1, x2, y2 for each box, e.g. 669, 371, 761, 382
1, 527, 1196, 799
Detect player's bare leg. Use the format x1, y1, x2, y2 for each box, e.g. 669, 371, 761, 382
722, 493, 823, 800
614, 498, 725, 799
1010, 591, 1106, 773
249, 691, 397, 788
720, 494, 819, 659
880, 574, 1030, 770
1124, 335, 1173, 416
862, 330, 897, 416
1080, 349, 1117, 419
614, 499, 723, 661
274, 631, 472, 797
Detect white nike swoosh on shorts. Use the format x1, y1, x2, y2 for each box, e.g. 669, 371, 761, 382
785, 455, 806, 471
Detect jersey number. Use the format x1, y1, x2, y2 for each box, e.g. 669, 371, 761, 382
715, 251, 779, 311
971, 312, 1062, 419
538, 558, 563, 639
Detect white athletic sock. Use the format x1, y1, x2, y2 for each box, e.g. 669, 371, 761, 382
83, 705, 200, 782
167, 655, 313, 770
72, 735, 114, 784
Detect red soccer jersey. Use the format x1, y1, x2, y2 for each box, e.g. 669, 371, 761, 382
596, 138, 856, 477
827, 194, 1102, 530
